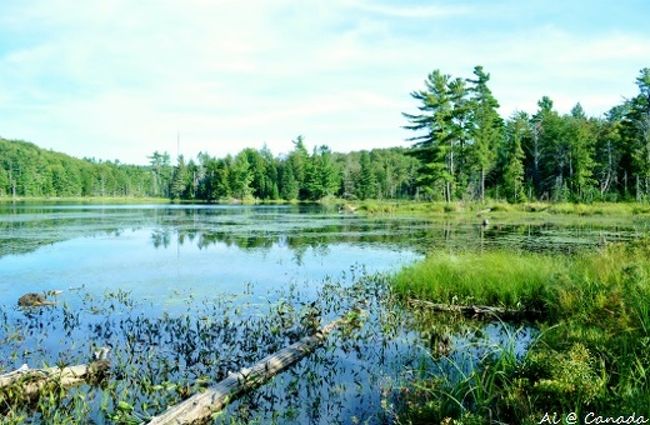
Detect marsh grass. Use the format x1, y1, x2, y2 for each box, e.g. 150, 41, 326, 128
393, 251, 558, 310
351, 200, 650, 217
394, 240, 650, 423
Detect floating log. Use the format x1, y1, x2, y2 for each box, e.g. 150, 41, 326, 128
147, 310, 362, 425
407, 298, 540, 320
0, 348, 110, 401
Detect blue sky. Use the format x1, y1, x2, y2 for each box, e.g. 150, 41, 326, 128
1, 0, 649, 164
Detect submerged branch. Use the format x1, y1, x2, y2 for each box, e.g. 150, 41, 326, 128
407, 298, 540, 320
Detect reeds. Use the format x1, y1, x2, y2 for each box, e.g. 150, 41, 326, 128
394, 240, 650, 423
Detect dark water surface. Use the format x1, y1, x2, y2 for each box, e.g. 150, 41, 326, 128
0, 203, 646, 424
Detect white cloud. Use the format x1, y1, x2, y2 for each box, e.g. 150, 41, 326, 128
0, 1, 648, 163
342, 0, 473, 18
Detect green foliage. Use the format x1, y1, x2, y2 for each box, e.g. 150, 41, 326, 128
169, 155, 189, 199
3, 66, 650, 204
303, 145, 340, 200
467, 66, 504, 201
404, 66, 650, 203
357, 151, 377, 199
393, 250, 557, 309
228, 152, 253, 200
501, 112, 529, 202
403, 70, 466, 202
0, 139, 156, 198
394, 240, 650, 422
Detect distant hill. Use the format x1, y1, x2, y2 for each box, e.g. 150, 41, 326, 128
0, 138, 155, 197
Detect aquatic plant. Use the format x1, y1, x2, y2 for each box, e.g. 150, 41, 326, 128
393, 240, 650, 422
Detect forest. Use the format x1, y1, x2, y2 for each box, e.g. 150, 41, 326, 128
1, 66, 649, 203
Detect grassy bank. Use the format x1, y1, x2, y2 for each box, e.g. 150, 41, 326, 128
3, 196, 650, 217
393, 241, 650, 424
349, 200, 650, 217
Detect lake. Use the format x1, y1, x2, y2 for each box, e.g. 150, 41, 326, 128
2, 203, 646, 303
0, 203, 647, 424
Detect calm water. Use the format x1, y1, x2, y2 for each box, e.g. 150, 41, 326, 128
1, 203, 647, 304
0, 203, 647, 424
0, 204, 423, 305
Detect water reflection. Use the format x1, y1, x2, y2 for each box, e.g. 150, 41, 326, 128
1, 204, 646, 261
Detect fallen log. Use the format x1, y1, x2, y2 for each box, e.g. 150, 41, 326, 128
407, 298, 540, 320
0, 348, 110, 401
147, 309, 363, 425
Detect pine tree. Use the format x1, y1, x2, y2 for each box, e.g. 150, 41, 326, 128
566, 103, 595, 200
279, 163, 298, 200
304, 146, 339, 200
357, 151, 377, 199
403, 70, 457, 201
624, 68, 650, 199
170, 155, 189, 199
467, 66, 503, 201
288, 136, 310, 200
502, 112, 528, 202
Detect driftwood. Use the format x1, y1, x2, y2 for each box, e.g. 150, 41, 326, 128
408, 298, 540, 320
147, 310, 362, 425
0, 348, 110, 401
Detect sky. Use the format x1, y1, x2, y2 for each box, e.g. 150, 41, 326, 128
0, 0, 649, 165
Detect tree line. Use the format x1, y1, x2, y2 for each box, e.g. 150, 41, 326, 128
0, 139, 155, 197
404, 66, 650, 202
0, 137, 419, 200
149, 137, 418, 201
1, 66, 648, 202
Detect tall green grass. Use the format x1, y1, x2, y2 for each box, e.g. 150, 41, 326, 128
395, 240, 650, 424
350, 199, 650, 217
393, 251, 558, 309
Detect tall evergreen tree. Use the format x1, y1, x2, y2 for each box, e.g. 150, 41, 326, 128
566, 103, 595, 200
357, 151, 377, 199
623, 68, 650, 199
467, 66, 503, 201
304, 146, 339, 200
288, 136, 310, 200
403, 70, 457, 201
170, 155, 189, 199
502, 112, 528, 202
279, 162, 299, 200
